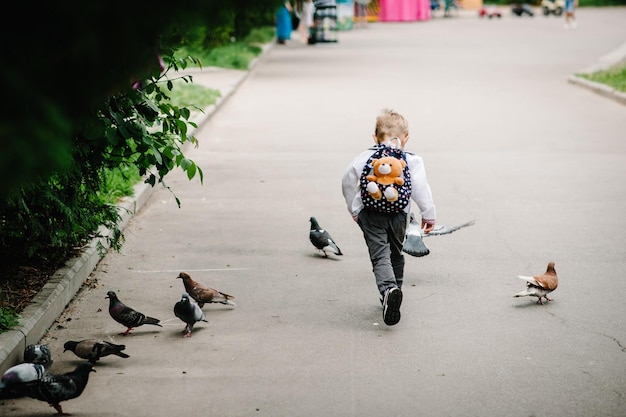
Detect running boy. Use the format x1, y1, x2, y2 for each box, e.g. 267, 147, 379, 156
341, 108, 436, 326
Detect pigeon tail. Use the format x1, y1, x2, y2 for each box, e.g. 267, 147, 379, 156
141, 316, 162, 326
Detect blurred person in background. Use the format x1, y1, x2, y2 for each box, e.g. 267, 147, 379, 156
276, 1, 293, 44
564, 0, 578, 29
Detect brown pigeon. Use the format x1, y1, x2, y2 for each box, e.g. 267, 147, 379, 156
514, 261, 558, 304
63, 339, 129, 364
176, 272, 236, 308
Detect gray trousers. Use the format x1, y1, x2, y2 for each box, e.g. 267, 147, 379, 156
357, 209, 407, 296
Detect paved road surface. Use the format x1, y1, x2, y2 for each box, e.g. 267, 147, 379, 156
2, 7, 626, 417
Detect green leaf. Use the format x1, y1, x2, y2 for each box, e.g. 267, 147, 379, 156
152, 149, 163, 165
186, 162, 197, 180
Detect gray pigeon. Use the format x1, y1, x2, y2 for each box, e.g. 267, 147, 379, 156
24, 362, 95, 416
309, 217, 343, 257
24, 344, 53, 368
174, 292, 208, 337
106, 290, 162, 335
0, 363, 47, 399
63, 339, 130, 364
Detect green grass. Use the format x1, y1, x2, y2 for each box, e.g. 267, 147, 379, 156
579, 62, 626, 92
98, 164, 143, 205
175, 26, 275, 70
167, 79, 221, 111
0, 297, 20, 332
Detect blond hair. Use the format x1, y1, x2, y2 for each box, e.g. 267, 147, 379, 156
374, 108, 409, 143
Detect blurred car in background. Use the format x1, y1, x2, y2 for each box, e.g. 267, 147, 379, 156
478, 4, 502, 18
541, 0, 564, 15
511, 3, 534, 16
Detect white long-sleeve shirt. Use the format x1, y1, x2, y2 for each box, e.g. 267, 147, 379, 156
341, 147, 436, 222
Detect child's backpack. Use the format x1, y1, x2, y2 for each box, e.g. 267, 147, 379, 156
359, 139, 412, 213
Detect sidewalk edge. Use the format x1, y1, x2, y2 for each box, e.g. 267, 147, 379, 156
568, 41, 626, 107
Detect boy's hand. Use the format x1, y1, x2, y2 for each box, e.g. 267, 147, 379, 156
421, 220, 435, 234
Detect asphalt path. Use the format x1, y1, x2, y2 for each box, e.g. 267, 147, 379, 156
3, 7, 626, 417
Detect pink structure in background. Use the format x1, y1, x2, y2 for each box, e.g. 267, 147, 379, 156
378, 0, 431, 21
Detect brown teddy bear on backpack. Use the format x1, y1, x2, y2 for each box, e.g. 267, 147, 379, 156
365, 156, 406, 202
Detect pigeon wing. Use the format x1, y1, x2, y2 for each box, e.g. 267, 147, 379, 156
423, 220, 476, 237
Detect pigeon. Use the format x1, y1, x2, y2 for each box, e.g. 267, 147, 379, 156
24, 362, 95, 416
309, 216, 343, 257
0, 363, 47, 399
402, 215, 475, 257
514, 261, 558, 304
174, 292, 208, 337
24, 344, 53, 367
63, 339, 130, 364
106, 290, 162, 335
177, 272, 236, 308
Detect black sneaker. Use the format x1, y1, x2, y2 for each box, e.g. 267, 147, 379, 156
383, 287, 402, 325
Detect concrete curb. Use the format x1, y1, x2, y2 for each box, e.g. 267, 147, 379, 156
568, 75, 626, 107
0, 44, 272, 375
568, 41, 626, 107
0, 187, 149, 373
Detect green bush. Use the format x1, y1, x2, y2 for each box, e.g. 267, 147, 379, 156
0, 54, 203, 263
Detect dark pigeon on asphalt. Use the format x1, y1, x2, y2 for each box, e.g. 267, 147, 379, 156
174, 292, 208, 337
309, 216, 343, 257
106, 290, 162, 335
63, 339, 130, 364
24, 362, 95, 416
177, 272, 236, 308
24, 344, 53, 368
0, 363, 47, 399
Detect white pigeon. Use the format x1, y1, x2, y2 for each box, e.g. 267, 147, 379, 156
0, 363, 47, 399
514, 261, 558, 304
309, 216, 343, 257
